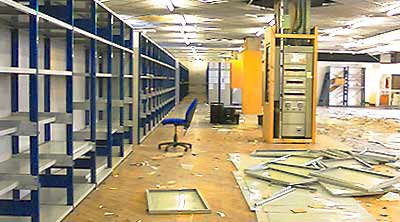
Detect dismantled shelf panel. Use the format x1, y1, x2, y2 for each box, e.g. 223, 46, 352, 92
311, 166, 400, 192
257, 186, 375, 222
229, 153, 276, 172
250, 149, 310, 157
232, 171, 284, 211
146, 189, 211, 215
245, 168, 317, 186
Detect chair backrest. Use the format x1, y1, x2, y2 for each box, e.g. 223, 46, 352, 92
184, 98, 198, 129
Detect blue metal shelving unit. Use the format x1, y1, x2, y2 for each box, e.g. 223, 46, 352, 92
137, 33, 177, 143
0, 0, 135, 221
343, 67, 350, 107
179, 63, 189, 101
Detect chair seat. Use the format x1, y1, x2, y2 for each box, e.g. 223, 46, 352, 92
162, 118, 187, 126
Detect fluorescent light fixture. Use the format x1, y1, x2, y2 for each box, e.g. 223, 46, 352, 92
387, 6, 400, 16
268, 19, 276, 26
245, 14, 258, 18
161, 25, 197, 32
342, 16, 385, 29
346, 29, 400, 50
256, 27, 265, 37
198, 0, 228, 4
258, 14, 274, 23
180, 14, 187, 26
164, 0, 175, 12
318, 35, 335, 42
319, 50, 359, 54
321, 27, 355, 37
380, 1, 400, 16
183, 34, 191, 45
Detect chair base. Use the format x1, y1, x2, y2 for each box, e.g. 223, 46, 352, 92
158, 141, 192, 152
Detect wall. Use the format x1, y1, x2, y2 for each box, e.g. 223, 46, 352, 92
182, 60, 208, 103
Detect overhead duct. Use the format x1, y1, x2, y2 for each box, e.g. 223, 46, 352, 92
274, 0, 311, 34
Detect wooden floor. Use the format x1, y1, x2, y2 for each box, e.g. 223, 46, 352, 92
63, 96, 400, 222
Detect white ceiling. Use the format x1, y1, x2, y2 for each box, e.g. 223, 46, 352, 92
104, 0, 400, 60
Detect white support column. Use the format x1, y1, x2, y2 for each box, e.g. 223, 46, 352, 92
175, 60, 180, 105
133, 32, 140, 144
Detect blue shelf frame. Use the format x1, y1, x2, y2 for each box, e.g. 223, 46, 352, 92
0, 0, 136, 221
179, 63, 189, 101
137, 33, 177, 143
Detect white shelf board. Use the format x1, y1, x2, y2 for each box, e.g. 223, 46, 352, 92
39, 69, 72, 76
0, 67, 35, 75
0, 113, 56, 125
73, 99, 124, 110
0, 67, 72, 76
0, 181, 18, 196
124, 120, 133, 127
20, 141, 94, 160
0, 158, 56, 175
96, 167, 112, 184
140, 54, 176, 70
73, 156, 111, 184
124, 97, 133, 104
0, 204, 73, 222
37, 183, 95, 207
112, 145, 133, 170
140, 75, 151, 79
73, 121, 123, 140
73, 183, 96, 207
0, 125, 17, 136
96, 72, 114, 78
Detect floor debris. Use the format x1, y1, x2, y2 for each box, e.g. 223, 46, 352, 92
181, 163, 194, 170
229, 147, 399, 222
104, 212, 115, 216
164, 152, 185, 158
290, 208, 307, 214
216, 211, 226, 217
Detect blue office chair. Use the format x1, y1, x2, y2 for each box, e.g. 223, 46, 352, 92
158, 98, 198, 152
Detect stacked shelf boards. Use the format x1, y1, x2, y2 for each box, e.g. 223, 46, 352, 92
179, 63, 189, 101
137, 33, 177, 143
0, 0, 134, 221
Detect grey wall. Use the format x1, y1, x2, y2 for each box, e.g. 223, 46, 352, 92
182, 60, 208, 103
